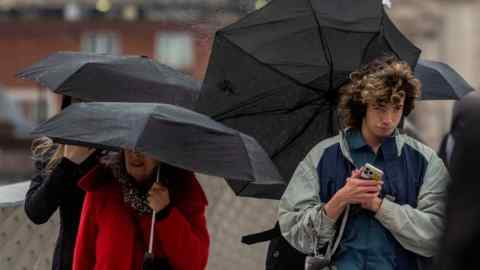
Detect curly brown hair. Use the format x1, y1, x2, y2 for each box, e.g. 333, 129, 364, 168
338, 56, 422, 129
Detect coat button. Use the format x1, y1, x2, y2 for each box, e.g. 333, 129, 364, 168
273, 250, 280, 258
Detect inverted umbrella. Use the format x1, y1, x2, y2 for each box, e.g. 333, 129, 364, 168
16, 52, 200, 109
31, 102, 283, 196
208, 0, 420, 91
195, 0, 420, 198
415, 59, 475, 100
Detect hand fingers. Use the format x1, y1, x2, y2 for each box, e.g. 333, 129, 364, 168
357, 186, 381, 193
147, 199, 157, 211
351, 169, 362, 178
351, 195, 377, 204
148, 184, 168, 195
349, 178, 384, 186
357, 193, 380, 201
150, 183, 166, 190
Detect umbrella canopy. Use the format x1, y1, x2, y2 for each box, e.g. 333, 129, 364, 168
16, 52, 200, 109
195, 0, 420, 198
211, 0, 420, 91
32, 102, 283, 196
416, 59, 475, 100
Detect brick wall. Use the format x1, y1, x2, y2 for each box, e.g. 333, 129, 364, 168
0, 19, 214, 89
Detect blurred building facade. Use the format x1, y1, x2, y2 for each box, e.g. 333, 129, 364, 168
389, 0, 479, 150
0, 1, 478, 270
0, 88, 32, 184
0, 0, 253, 122
0, 0, 253, 185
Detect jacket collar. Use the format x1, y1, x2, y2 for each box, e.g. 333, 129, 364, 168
340, 128, 402, 164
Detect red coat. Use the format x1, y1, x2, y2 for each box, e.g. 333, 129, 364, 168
72, 165, 209, 270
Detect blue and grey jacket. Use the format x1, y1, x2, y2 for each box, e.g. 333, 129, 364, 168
278, 130, 449, 270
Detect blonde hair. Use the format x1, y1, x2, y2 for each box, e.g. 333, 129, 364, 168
31, 137, 64, 174
338, 56, 422, 129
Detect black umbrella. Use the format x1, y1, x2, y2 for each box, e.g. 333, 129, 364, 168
415, 59, 475, 100
31, 102, 283, 195
195, 0, 420, 198
16, 52, 200, 109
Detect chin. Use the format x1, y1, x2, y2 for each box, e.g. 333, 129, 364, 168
376, 128, 394, 137
127, 168, 145, 180
131, 174, 145, 182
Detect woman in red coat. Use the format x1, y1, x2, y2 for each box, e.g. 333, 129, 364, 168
73, 150, 209, 270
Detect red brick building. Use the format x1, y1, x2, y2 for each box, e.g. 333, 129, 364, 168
0, 0, 254, 183
0, 0, 253, 120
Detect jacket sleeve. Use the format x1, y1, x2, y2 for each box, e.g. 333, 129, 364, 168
375, 153, 450, 257
24, 158, 82, 224
278, 149, 337, 255
24, 152, 100, 224
153, 174, 209, 270
72, 191, 98, 270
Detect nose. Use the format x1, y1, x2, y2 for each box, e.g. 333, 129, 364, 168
382, 111, 394, 125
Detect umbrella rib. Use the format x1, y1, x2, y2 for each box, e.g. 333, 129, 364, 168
223, 15, 310, 33
212, 84, 307, 119
238, 26, 322, 57
307, 0, 334, 92
238, 134, 258, 182
234, 181, 252, 197
221, 0, 308, 34
380, 12, 405, 62
132, 107, 157, 152
219, 33, 321, 94
271, 105, 334, 159
216, 97, 326, 121
208, 34, 325, 119
223, 5, 378, 34
16, 64, 74, 90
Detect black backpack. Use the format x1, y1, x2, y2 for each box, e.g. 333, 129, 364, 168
242, 223, 306, 270
242, 207, 350, 270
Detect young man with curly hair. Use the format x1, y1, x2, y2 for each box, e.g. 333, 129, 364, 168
278, 56, 449, 270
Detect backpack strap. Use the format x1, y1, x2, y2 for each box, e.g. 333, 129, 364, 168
324, 204, 350, 260
242, 204, 350, 249
242, 223, 280, 245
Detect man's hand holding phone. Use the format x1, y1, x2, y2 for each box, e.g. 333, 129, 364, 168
360, 163, 384, 182
358, 163, 384, 212
324, 165, 384, 220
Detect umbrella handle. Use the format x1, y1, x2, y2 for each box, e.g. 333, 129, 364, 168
148, 166, 161, 253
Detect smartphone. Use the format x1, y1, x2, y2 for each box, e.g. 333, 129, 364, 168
360, 163, 384, 181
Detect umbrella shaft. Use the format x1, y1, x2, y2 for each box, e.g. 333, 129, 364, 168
148, 167, 161, 253
149, 212, 155, 253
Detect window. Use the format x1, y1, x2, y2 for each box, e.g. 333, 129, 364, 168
81, 32, 121, 55
155, 32, 193, 69
5, 88, 57, 124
